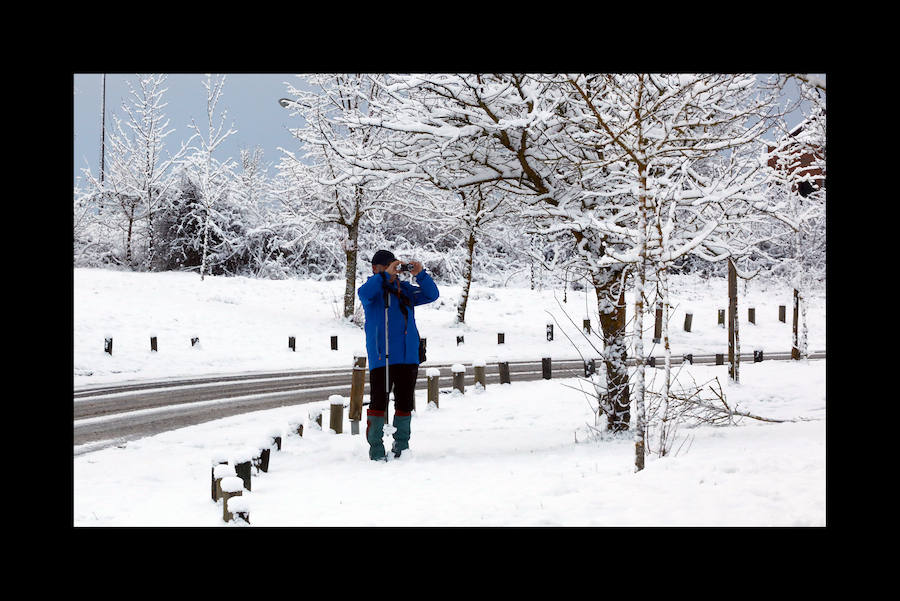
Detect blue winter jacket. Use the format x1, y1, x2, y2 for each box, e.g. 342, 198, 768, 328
358, 270, 440, 370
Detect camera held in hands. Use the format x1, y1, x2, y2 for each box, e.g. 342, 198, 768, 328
397, 262, 416, 272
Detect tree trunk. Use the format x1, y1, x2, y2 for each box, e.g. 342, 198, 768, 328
456, 229, 476, 324
342, 220, 359, 319
633, 165, 649, 473
200, 210, 210, 281
593, 266, 630, 432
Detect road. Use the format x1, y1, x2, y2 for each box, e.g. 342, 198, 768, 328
73, 351, 824, 455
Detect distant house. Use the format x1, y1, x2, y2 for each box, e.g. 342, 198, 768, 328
767, 112, 825, 197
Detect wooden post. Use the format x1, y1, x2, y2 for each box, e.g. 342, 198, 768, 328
220, 477, 244, 523
255, 446, 271, 473
683, 313, 693, 332
288, 336, 295, 351
683, 353, 693, 365
191, 337, 200, 348
546, 324, 553, 341
456, 335, 464, 346
792, 288, 800, 360
329, 395, 344, 434
542, 357, 552, 380
754, 350, 764, 363
330, 336, 338, 351
584, 359, 596, 377
718, 309, 725, 327
779, 305, 786, 323
234, 457, 252, 491
295, 423, 304, 437
427, 369, 440, 408
211, 458, 230, 502
498, 361, 511, 385
583, 319, 591, 334
748, 307, 756, 325
715, 353, 724, 366
271, 434, 282, 451
653, 307, 662, 343
349, 354, 366, 434
104, 337, 113, 355
648, 356, 656, 368
227, 496, 250, 525
452, 364, 465, 394
498, 332, 505, 344
150, 336, 157, 352
473, 361, 486, 389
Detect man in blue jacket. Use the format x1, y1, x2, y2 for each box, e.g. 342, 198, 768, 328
358, 249, 440, 461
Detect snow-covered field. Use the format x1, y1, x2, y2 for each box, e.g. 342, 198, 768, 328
73, 268, 827, 527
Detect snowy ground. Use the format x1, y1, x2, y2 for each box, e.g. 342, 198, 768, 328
73, 268, 827, 527
73, 268, 825, 386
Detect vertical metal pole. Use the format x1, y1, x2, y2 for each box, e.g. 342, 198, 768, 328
99, 73, 106, 186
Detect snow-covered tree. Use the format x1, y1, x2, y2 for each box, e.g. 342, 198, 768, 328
80, 74, 191, 268
279, 74, 396, 319
188, 74, 237, 281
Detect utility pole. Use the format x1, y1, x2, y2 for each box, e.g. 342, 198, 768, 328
99, 73, 107, 213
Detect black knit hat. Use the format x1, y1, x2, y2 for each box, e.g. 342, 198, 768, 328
370, 249, 397, 266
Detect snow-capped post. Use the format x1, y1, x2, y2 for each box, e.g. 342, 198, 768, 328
150, 336, 157, 352
546, 324, 553, 341
498, 333, 505, 344
270, 429, 282, 451
349, 353, 367, 434
329, 395, 344, 434
254, 441, 271, 473
584, 359, 596, 377
212, 463, 235, 502
211, 455, 230, 501
452, 363, 465, 394
232, 449, 254, 491
220, 476, 244, 523
718, 309, 725, 327
779, 305, 786, 323
456, 335, 464, 346
542, 357, 552, 380
191, 337, 200, 348
683, 312, 693, 332
683, 353, 693, 365
653, 307, 663, 344
331, 336, 338, 351
288, 336, 295, 351
227, 495, 250, 525
748, 307, 756, 325
473, 359, 486, 390
427, 368, 440, 407
104, 337, 113, 355
648, 356, 656, 368
498, 361, 511, 385
583, 319, 591, 334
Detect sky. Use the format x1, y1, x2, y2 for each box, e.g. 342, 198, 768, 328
73, 73, 309, 187
72, 73, 819, 188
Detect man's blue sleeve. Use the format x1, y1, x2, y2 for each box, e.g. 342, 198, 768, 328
358, 273, 385, 304
410, 270, 440, 306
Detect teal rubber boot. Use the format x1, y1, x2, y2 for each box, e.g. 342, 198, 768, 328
391, 411, 412, 458
366, 410, 387, 461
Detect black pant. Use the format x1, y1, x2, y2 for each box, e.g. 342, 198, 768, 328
369, 364, 418, 414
